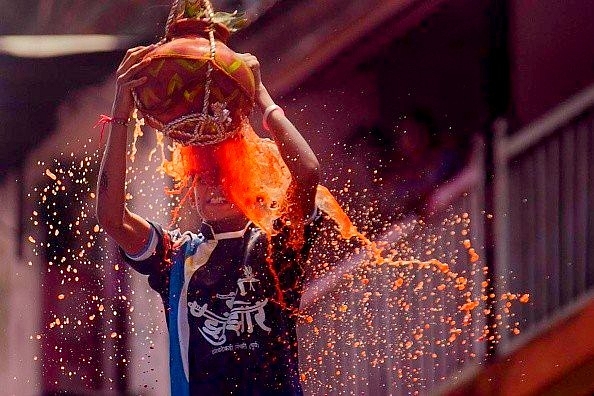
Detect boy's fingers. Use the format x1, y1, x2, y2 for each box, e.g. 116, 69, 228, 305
118, 57, 153, 82
123, 76, 148, 89
118, 47, 153, 73
118, 44, 158, 73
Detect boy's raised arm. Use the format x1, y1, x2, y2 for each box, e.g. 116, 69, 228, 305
96, 45, 156, 256
239, 53, 320, 221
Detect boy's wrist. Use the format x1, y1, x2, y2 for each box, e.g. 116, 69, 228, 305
110, 110, 132, 122
112, 92, 134, 119
109, 99, 132, 127
255, 84, 274, 111
262, 104, 284, 131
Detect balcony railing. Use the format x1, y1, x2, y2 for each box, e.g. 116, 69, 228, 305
494, 84, 594, 351
298, 83, 594, 394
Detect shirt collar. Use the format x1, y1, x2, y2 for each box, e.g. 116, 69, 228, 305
200, 221, 252, 240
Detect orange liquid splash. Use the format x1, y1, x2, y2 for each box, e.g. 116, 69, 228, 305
28, 111, 535, 392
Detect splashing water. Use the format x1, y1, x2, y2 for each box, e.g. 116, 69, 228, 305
297, 207, 529, 394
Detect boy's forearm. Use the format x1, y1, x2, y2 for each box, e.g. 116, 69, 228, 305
96, 121, 129, 229
255, 84, 320, 184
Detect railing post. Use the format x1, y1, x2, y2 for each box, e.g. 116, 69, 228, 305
482, 117, 509, 360
492, 118, 512, 354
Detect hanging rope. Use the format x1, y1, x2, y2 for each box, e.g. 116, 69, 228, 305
195, 0, 216, 139
163, 0, 183, 42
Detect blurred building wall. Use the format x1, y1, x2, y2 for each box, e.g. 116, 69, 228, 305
0, 77, 171, 394
0, 171, 40, 395
510, 0, 594, 126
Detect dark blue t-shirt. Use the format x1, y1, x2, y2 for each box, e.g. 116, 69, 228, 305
123, 218, 319, 395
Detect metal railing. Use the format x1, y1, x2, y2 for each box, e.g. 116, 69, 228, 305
494, 84, 594, 351
298, 83, 594, 394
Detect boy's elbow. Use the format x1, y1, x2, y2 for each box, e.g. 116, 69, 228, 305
303, 158, 320, 187
96, 210, 113, 233
96, 205, 122, 234
309, 156, 321, 177
300, 149, 319, 175
310, 156, 320, 173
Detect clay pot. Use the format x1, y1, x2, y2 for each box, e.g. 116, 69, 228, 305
133, 18, 255, 145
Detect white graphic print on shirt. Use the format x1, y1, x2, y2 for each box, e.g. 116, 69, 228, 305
187, 265, 271, 346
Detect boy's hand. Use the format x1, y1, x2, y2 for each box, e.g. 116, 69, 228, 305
237, 52, 276, 111
112, 45, 157, 118
238, 52, 262, 91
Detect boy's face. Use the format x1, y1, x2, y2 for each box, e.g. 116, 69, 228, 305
193, 168, 243, 222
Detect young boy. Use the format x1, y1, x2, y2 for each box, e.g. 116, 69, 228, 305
96, 46, 320, 395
